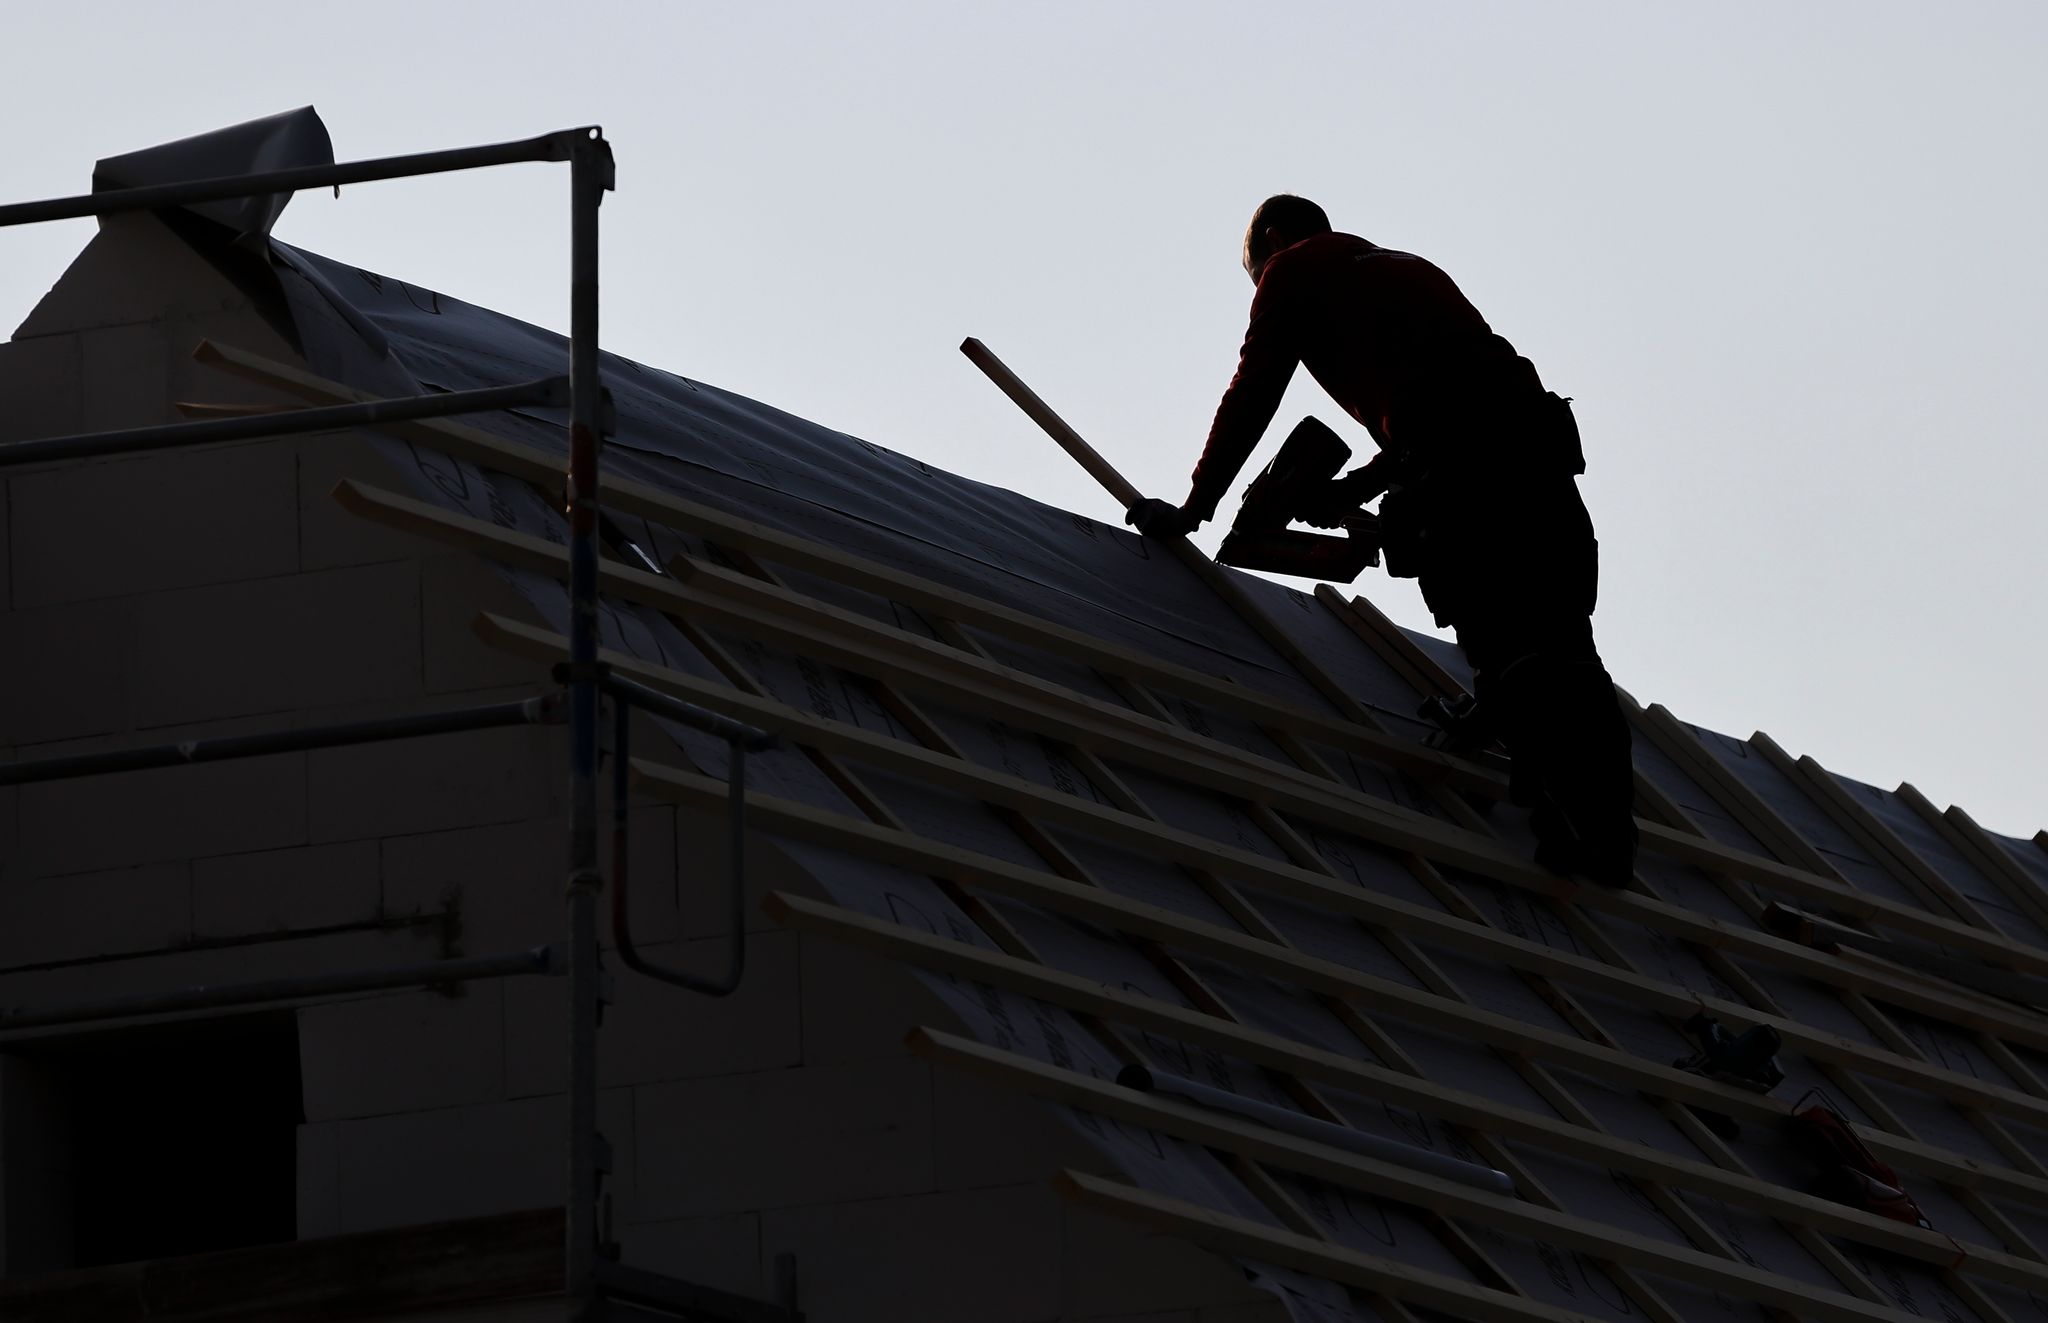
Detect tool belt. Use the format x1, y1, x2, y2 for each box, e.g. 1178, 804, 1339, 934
1376, 390, 1584, 582
1378, 484, 1428, 579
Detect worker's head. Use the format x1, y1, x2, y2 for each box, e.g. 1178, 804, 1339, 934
1243, 195, 1331, 284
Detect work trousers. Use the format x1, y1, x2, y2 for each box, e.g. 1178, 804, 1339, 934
1418, 475, 1637, 863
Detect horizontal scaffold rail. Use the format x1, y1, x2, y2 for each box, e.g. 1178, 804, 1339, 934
0, 693, 563, 786
0, 945, 559, 1036
0, 128, 596, 229
0, 376, 566, 469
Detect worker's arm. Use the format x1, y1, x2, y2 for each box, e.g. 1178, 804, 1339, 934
1184, 277, 1299, 523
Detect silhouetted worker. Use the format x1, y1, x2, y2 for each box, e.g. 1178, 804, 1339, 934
1127, 195, 1637, 884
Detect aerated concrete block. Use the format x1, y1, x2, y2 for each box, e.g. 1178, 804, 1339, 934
615, 1213, 762, 1303
422, 556, 544, 694
934, 1062, 1096, 1191
503, 929, 801, 1097
296, 1119, 340, 1239
759, 1184, 1061, 1323
297, 433, 444, 572
309, 723, 558, 843
379, 817, 560, 953
0, 1157, 75, 1278
1064, 1204, 1274, 1316
600, 1078, 639, 1228
798, 930, 952, 1065
673, 806, 807, 942
15, 753, 307, 876
299, 982, 507, 1122
634, 1058, 935, 1220
1198, 1303, 1291, 1323
327, 1086, 631, 1236
0, 861, 190, 965
0, 1054, 76, 1274
381, 806, 675, 954
168, 309, 299, 408
0, 597, 131, 744
129, 561, 420, 727
14, 214, 246, 338
9, 442, 297, 609
0, 336, 81, 444
331, 1092, 559, 1234
192, 839, 380, 938
1, 477, 12, 610
0, 1054, 71, 1159
0, 784, 17, 889
77, 322, 169, 434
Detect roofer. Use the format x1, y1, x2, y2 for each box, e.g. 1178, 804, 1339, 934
1126, 195, 1637, 885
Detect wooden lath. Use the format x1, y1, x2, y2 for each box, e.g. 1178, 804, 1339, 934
1314, 584, 1463, 702
1055, 1169, 1610, 1323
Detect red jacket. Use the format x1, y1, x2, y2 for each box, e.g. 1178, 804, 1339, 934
1187, 231, 1541, 520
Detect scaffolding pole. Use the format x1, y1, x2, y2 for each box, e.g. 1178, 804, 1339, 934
563, 128, 615, 1318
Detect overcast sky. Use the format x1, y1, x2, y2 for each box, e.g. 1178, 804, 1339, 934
4, 2, 2042, 838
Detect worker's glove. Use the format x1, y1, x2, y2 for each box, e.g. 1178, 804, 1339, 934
1125, 497, 1200, 539
1299, 462, 1391, 529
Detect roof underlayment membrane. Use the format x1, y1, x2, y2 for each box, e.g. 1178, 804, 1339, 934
254, 243, 2048, 1323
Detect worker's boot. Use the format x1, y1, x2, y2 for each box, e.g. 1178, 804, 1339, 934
1551, 660, 1637, 886
1500, 655, 1636, 887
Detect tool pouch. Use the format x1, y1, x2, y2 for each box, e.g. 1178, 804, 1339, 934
1378, 484, 1428, 579
1536, 392, 1586, 476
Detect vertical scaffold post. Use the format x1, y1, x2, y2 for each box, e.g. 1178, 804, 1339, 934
564, 127, 615, 1315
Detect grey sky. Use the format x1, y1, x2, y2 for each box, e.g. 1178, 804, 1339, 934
5, 2, 2043, 836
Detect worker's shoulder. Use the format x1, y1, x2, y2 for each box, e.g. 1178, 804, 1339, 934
1268, 232, 1436, 282
1270, 230, 1370, 268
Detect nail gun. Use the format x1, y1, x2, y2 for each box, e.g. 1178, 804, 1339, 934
1215, 417, 1381, 582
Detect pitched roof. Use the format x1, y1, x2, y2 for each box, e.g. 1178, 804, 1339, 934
232, 236, 2048, 1323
